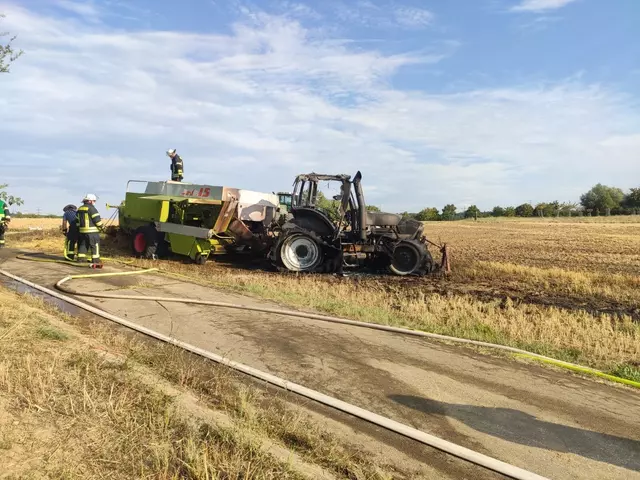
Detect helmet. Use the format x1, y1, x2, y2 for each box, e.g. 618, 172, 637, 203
83, 194, 97, 202
166, 149, 176, 157
63, 204, 77, 212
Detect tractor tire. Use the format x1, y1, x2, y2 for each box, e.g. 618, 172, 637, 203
388, 239, 427, 276
132, 225, 159, 260
194, 253, 208, 265
275, 232, 323, 273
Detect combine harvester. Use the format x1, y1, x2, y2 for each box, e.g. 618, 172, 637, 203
114, 180, 281, 264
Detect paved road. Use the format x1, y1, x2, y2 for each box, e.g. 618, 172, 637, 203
1, 253, 639, 480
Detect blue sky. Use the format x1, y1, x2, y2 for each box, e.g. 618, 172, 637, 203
1, 0, 639, 214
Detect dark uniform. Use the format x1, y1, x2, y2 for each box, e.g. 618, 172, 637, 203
0, 200, 11, 248
62, 205, 78, 260
171, 154, 184, 182
76, 201, 103, 264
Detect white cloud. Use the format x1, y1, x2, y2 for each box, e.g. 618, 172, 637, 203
1, 4, 639, 216
393, 7, 434, 28
511, 0, 579, 13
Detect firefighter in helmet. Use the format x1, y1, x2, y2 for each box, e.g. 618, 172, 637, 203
167, 149, 184, 182
76, 194, 104, 266
0, 199, 11, 248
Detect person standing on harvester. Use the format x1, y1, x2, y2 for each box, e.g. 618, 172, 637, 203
0, 199, 11, 248
61, 204, 78, 260
76, 194, 104, 266
167, 149, 184, 182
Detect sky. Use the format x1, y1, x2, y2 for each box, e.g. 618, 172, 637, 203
1, 0, 639, 214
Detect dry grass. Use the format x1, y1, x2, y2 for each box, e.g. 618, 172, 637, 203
9, 218, 640, 383
5, 217, 61, 232
0, 287, 401, 480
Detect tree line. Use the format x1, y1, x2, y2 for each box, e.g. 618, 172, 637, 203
401, 184, 640, 221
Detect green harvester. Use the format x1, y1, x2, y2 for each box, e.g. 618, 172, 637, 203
115, 180, 280, 264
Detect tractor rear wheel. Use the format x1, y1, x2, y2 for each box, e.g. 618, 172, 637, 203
132, 225, 159, 260
277, 233, 323, 272
388, 240, 425, 276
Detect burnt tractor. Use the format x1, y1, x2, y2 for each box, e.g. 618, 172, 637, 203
269, 171, 447, 276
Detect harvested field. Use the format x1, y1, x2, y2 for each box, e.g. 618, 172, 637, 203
8, 217, 640, 383
5, 217, 60, 231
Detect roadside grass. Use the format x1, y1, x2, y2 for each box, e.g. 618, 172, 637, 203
0, 287, 402, 480
9, 224, 640, 384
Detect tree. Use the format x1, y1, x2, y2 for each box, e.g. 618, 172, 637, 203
504, 206, 516, 217
441, 204, 457, 221
465, 205, 480, 220
1, 14, 24, 73
515, 203, 534, 217
624, 188, 640, 209
0, 184, 23, 207
367, 205, 381, 212
415, 207, 439, 221
580, 184, 625, 215
492, 206, 505, 217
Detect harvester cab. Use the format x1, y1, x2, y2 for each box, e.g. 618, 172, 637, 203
270, 171, 443, 276
117, 180, 279, 264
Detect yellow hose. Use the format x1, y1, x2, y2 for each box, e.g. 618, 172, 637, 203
13, 254, 640, 390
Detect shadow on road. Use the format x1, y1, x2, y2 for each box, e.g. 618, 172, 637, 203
389, 395, 640, 472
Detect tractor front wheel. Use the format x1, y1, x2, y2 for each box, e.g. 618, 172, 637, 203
388, 240, 425, 276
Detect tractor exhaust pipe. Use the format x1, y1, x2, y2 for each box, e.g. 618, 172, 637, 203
353, 171, 367, 241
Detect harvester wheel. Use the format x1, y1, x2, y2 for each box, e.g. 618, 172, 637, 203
277, 233, 323, 272
194, 253, 208, 265
132, 225, 158, 260
388, 240, 425, 276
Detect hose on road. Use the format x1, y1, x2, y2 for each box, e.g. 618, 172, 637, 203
0, 266, 550, 480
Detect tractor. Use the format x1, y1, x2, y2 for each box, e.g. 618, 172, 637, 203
269, 171, 445, 276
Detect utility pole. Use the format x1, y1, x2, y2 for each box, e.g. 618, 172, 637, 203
36, 208, 41, 216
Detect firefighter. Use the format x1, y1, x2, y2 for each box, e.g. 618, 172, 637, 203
61, 204, 78, 260
166, 149, 184, 182
76, 194, 104, 265
0, 199, 10, 248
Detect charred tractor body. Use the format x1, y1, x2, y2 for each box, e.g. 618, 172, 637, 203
270, 171, 446, 276
116, 180, 279, 264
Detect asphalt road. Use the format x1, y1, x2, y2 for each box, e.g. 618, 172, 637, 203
1, 252, 639, 480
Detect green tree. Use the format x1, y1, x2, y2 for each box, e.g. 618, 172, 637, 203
515, 203, 534, 217
367, 204, 381, 212
504, 206, 516, 217
464, 205, 480, 219
491, 206, 505, 217
441, 204, 457, 221
415, 207, 439, 221
0, 184, 24, 206
1, 14, 23, 73
580, 184, 625, 215
624, 188, 640, 209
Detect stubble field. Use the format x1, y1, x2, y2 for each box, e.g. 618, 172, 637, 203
9, 216, 640, 383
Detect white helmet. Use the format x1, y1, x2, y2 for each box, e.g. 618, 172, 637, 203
166, 149, 176, 157
84, 193, 97, 202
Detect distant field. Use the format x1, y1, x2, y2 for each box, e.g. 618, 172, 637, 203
8, 218, 60, 231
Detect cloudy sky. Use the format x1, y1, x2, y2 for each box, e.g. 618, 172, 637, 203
1, 0, 639, 214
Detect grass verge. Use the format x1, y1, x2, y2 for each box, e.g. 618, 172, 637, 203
0, 286, 407, 479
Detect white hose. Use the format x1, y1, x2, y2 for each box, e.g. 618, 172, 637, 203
0, 268, 549, 480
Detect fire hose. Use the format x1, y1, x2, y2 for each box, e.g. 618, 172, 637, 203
2, 254, 639, 479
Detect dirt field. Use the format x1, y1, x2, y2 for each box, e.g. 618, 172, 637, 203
8, 217, 640, 382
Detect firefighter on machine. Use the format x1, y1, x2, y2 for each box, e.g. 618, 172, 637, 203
61, 204, 78, 260
166, 149, 184, 182
76, 194, 104, 266
0, 199, 11, 248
